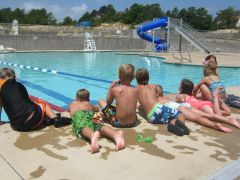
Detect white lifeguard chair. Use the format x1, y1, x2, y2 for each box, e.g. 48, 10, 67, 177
84, 32, 96, 51
10, 19, 18, 35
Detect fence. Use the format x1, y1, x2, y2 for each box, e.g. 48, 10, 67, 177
0, 23, 239, 53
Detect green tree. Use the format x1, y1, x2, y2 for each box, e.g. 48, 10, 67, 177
215, 7, 240, 29
79, 12, 91, 22
178, 7, 214, 30
98, 4, 117, 22
13, 8, 25, 23
47, 12, 57, 25
121, 3, 163, 25
0, 8, 14, 23
166, 7, 180, 18
62, 16, 75, 25
22, 8, 56, 25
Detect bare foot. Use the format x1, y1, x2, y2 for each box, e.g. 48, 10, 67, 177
91, 131, 100, 153
228, 117, 240, 128
113, 130, 125, 151
215, 123, 233, 133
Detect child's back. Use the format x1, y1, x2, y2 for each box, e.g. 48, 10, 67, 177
194, 61, 226, 99
69, 100, 95, 117
68, 89, 99, 116
136, 68, 190, 136
69, 88, 125, 153
111, 84, 138, 125
206, 75, 226, 95
138, 84, 158, 115
99, 64, 138, 127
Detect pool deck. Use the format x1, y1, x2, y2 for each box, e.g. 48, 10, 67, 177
116, 51, 240, 68
0, 51, 240, 179
157, 52, 240, 68
0, 105, 239, 180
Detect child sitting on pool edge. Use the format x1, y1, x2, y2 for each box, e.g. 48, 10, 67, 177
200, 54, 219, 101
135, 68, 190, 136
193, 61, 231, 116
68, 88, 125, 153
0, 67, 71, 131
99, 64, 138, 128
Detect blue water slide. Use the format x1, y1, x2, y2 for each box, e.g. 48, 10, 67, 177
137, 17, 169, 51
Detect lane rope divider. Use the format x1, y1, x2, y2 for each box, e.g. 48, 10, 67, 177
29, 95, 66, 112
0, 60, 170, 94
0, 61, 112, 84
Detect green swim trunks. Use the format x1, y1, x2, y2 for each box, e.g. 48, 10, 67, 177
72, 110, 103, 137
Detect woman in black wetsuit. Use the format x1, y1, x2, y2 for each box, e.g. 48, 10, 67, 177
0, 68, 71, 131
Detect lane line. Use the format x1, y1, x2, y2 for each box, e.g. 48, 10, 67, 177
0, 61, 112, 84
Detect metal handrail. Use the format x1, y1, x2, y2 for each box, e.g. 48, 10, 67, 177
172, 50, 192, 63
170, 18, 210, 53
170, 19, 205, 39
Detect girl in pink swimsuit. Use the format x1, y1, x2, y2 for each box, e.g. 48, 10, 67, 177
176, 79, 240, 129
176, 79, 214, 114
183, 94, 212, 110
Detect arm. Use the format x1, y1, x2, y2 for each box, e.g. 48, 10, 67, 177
176, 94, 184, 103
92, 104, 100, 112
106, 80, 120, 104
66, 101, 74, 114
193, 78, 208, 96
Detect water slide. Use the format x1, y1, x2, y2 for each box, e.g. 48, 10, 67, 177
137, 17, 169, 51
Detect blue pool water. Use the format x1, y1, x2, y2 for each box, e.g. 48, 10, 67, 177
0, 52, 240, 121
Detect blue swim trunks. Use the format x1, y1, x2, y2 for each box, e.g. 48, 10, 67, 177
147, 103, 180, 124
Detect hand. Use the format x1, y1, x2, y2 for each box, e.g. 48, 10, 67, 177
92, 112, 103, 124
110, 80, 121, 88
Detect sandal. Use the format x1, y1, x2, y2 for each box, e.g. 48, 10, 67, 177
167, 124, 184, 136
175, 120, 190, 135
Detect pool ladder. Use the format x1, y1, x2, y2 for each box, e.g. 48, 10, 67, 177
172, 50, 192, 63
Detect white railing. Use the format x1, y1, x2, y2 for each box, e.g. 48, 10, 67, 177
170, 18, 210, 53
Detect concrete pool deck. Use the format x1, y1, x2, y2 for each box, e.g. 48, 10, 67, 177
0, 105, 239, 180
142, 52, 240, 68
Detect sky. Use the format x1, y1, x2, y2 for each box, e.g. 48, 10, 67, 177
0, 0, 239, 22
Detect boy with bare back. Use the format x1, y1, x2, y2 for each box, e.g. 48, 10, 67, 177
99, 64, 138, 128
135, 68, 189, 136
68, 89, 125, 153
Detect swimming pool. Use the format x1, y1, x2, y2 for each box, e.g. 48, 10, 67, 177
1, 52, 240, 121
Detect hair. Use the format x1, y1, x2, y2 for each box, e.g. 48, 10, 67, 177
76, 89, 90, 101
180, 79, 194, 95
118, 64, 135, 82
205, 55, 217, 65
204, 61, 217, 76
135, 68, 149, 85
0, 68, 16, 79
156, 85, 163, 97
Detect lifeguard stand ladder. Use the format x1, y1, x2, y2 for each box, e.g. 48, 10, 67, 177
84, 32, 96, 51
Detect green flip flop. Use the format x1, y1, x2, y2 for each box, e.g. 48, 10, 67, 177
137, 134, 153, 143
